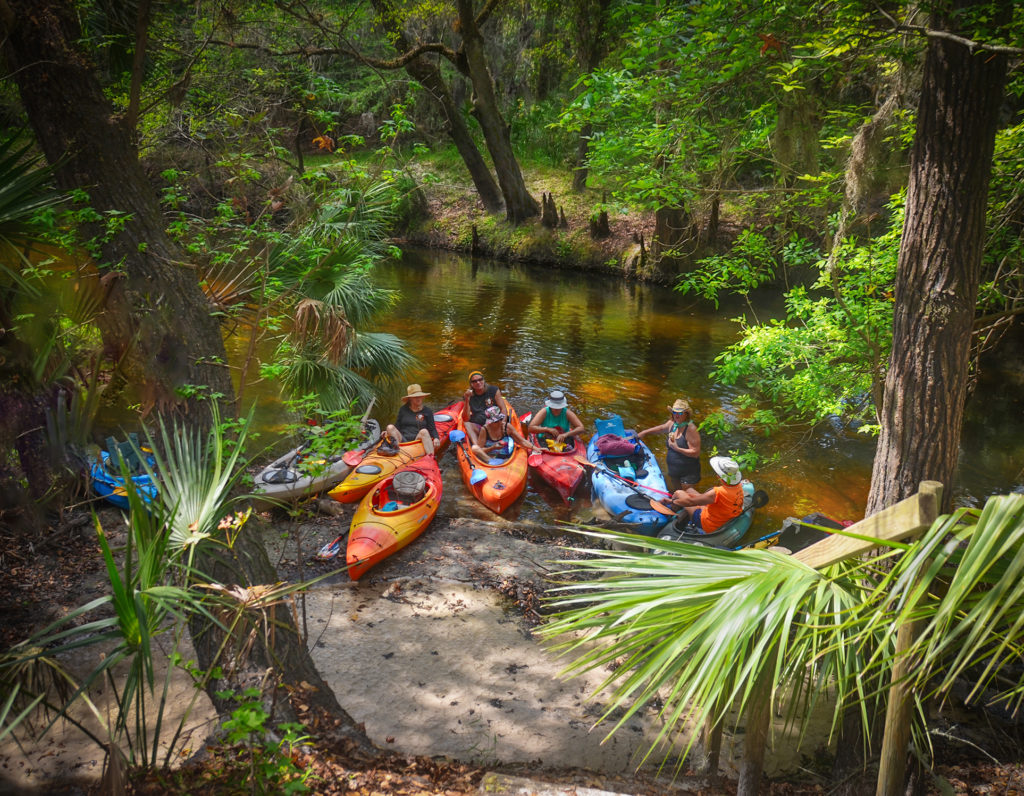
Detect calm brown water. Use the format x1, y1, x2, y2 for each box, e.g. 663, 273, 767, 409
243, 247, 1024, 536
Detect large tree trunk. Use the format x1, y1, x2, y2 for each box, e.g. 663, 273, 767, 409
866, 1, 1008, 518
1, 0, 233, 420
190, 528, 376, 753
372, 0, 503, 213
455, 0, 539, 224
2, 0, 374, 750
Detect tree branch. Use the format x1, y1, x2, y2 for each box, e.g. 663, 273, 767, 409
206, 37, 457, 69
874, 5, 1024, 56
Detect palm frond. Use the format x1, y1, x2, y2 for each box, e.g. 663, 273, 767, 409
541, 528, 870, 765
343, 331, 417, 380
139, 406, 253, 554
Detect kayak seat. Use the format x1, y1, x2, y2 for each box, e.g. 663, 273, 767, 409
105, 434, 144, 475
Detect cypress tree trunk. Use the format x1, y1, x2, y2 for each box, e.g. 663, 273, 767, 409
455, 0, 540, 224
866, 2, 1009, 518
372, 0, 504, 213
1, 0, 234, 420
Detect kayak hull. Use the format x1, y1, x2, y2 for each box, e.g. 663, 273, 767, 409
90, 450, 158, 509
453, 413, 528, 514
529, 435, 586, 504
346, 456, 442, 579
587, 419, 671, 535
252, 419, 381, 506
329, 401, 462, 504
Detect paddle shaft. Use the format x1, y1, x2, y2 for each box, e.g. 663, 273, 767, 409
576, 456, 674, 498
359, 396, 376, 429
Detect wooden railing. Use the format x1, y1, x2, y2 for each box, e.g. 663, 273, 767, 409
736, 481, 943, 796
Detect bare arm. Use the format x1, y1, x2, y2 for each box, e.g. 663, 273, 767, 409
527, 407, 547, 435
671, 487, 715, 508
562, 410, 585, 440
494, 388, 511, 418
637, 420, 671, 439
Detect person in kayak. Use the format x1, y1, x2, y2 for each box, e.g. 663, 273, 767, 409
528, 389, 584, 450
471, 405, 535, 461
638, 398, 701, 489
385, 384, 440, 456
462, 370, 510, 435
670, 456, 744, 533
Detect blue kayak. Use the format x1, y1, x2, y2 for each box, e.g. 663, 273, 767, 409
90, 448, 158, 509
587, 415, 672, 535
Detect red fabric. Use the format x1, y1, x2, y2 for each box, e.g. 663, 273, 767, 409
596, 434, 637, 457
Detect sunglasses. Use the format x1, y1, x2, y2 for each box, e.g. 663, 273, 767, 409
470, 377, 484, 383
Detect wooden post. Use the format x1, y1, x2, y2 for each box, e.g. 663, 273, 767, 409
875, 481, 942, 796
737, 656, 775, 796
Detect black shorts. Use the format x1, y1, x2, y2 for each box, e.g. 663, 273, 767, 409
667, 450, 700, 486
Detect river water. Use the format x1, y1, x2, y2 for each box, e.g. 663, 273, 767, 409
330, 248, 1020, 535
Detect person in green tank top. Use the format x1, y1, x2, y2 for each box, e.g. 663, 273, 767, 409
528, 390, 584, 450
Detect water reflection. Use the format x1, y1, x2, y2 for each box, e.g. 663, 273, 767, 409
364, 248, 876, 532
243, 247, 1024, 536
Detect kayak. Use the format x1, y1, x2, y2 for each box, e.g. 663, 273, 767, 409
346, 455, 443, 580
452, 412, 528, 514
328, 400, 462, 504
90, 442, 158, 510
252, 419, 382, 506
528, 434, 586, 505
587, 415, 672, 535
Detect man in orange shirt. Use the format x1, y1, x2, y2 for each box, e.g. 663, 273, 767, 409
671, 456, 745, 533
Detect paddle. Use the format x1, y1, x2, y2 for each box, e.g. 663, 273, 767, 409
448, 429, 488, 484
316, 533, 346, 561
574, 455, 674, 498
342, 397, 379, 466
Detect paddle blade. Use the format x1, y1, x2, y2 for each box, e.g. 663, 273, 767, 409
316, 535, 345, 561
449, 429, 466, 443
470, 468, 488, 485
342, 448, 365, 466
751, 489, 770, 509
650, 500, 677, 517
528, 452, 542, 467
574, 455, 596, 468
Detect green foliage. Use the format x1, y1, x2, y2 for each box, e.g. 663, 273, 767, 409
690, 196, 903, 439
217, 688, 314, 795
280, 394, 363, 478
543, 492, 1024, 774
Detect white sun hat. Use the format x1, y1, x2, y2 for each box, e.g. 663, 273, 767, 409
710, 456, 742, 485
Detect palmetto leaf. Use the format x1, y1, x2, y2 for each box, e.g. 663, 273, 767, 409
541, 528, 872, 764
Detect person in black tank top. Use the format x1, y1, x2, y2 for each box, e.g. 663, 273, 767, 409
462, 370, 510, 435
638, 398, 701, 489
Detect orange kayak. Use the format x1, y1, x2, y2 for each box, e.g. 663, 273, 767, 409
346, 456, 442, 580
528, 434, 586, 505
452, 412, 528, 514
328, 400, 462, 504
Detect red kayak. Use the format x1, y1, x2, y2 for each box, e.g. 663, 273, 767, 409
528, 435, 586, 505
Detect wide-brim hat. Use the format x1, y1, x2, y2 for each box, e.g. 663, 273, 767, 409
402, 383, 430, 401
710, 456, 742, 485
668, 398, 691, 415
484, 405, 505, 424
545, 390, 568, 410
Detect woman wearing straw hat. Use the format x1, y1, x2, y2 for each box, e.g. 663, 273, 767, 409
385, 384, 440, 455
638, 398, 701, 489
671, 456, 744, 533
527, 389, 584, 449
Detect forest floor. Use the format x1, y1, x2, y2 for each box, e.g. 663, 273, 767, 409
3, 497, 1024, 796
